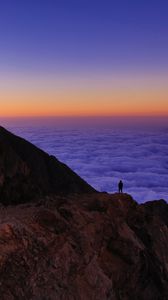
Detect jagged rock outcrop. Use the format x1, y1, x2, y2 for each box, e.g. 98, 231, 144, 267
0, 194, 167, 300
0, 126, 95, 204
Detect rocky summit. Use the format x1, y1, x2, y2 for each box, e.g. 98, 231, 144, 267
0, 127, 168, 300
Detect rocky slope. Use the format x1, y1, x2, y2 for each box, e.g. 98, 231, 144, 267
0, 193, 167, 300
0, 127, 168, 299
0, 126, 95, 205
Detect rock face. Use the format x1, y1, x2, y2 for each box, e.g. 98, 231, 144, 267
0, 194, 167, 300
0, 126, 95, 204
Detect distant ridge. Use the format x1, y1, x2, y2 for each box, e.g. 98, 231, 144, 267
0, 126, 96, 204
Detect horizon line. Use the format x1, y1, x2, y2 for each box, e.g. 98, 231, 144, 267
0, 114, 168, 119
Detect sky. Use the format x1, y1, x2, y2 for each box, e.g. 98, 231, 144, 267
0, 0, 168, 117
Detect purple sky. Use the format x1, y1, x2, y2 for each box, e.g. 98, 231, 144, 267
0, 1, 168, 74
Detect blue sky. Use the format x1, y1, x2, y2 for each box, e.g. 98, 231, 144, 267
0, 0, 168, 74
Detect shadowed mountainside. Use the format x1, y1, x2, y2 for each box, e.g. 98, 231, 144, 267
0, 126, 95, 204
0, 126, 168, 299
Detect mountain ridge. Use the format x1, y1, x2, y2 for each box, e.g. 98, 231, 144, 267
0, 126, 95, 204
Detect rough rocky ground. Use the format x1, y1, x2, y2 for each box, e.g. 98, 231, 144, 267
0, 193, 167, 300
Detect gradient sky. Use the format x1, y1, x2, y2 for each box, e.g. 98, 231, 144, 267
0, 0, 168, 116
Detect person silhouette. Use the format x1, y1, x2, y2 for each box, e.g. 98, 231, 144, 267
118, 180, 123, 193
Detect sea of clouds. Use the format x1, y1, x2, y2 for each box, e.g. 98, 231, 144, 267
2, 117, 168, 203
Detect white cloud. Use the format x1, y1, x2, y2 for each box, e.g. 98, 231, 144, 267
6, 121, 168, 203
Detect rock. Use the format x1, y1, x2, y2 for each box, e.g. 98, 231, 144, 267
0, 194, 167, 299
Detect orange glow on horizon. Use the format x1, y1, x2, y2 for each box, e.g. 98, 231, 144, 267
0, 74, 168, 118
0, 75, 168, 117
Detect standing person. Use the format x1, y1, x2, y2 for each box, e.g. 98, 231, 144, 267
118, 180, 123, 193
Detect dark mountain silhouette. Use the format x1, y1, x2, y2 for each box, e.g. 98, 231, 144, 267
0, 126, 95, 204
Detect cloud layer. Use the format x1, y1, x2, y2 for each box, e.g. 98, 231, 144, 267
6, 119, 168, 203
